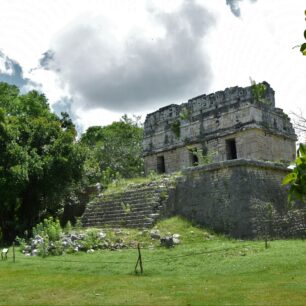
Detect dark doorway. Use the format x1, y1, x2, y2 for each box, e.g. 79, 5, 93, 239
157, 156, 166, 173
226, 139, 237, 160
189, 149, 199, 166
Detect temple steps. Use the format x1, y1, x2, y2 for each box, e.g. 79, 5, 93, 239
81, 184, 172, 228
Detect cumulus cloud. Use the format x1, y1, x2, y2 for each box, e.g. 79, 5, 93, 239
0, 51, 31, 88
226, 0, 257, 17
40, 0, 215, 112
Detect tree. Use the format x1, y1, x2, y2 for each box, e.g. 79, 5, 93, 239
282, 143, 306, 202
80, 115, 144, 187
0, 82, 85, 242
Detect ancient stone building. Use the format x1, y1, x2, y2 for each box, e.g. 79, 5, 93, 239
143, 82, 296, 174
81, 82, 301, 238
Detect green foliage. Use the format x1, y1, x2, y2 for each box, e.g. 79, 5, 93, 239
121, 202, 131, 214
188, 146, 216, 166
300, 10, 306, 55
0, 82, 85, 242
250, 79, 267, 104
64, 221, 72, 234
75, 218, 83, 232
282, 143, 306, 202
104, 171, 180, 195
171, 120, 181, 138
80, 115, 144, 187
32, 217, 62, 242
83, 229, 100, 250
37, 235, 49, 258
15, 236, 26, 252
179, 107, 191, 121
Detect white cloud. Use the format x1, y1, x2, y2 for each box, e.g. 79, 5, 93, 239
0, 0, 304, 129
39, 0, 215, 112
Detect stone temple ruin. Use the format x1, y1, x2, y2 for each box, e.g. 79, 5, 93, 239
143, 81, 296, 174
82, 82, 303, 238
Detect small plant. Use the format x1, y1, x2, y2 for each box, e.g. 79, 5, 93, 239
37, 235, 49, 258
83, 229, 100, 250
148, 170, 161, 182
49, 241, 64, 256
32, 217, 62, 242
121, 203, 131, 214
171, 120, 181, 138
179, 107, 191, 121
75, 218, 83, 232
250, 78, 268, 104
188, 146, 216, 166
64, 221, 72, 234
15, 236, 26, 252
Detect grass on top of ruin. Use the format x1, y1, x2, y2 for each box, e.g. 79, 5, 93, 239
1, 217, 306, 305
103, 171, 182, 195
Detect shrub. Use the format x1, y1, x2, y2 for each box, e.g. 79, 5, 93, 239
32, 217, 62, 242
64, 221, 72, 234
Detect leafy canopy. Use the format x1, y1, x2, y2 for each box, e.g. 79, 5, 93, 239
80, 115, 144, 187
0, 82, 85, 242
282, 143, 306, 202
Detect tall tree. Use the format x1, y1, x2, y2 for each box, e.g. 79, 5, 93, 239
0, 83, 85, 242
81, 115, 144, 186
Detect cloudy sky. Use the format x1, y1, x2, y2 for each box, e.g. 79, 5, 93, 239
0, 0, 304, 132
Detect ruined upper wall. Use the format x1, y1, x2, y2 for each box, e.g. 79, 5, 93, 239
143, 82, 296, 157
144, 81, 275, 134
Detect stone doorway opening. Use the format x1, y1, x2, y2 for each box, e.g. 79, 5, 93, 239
157, 156, 166, 173
226, 139, 237, 160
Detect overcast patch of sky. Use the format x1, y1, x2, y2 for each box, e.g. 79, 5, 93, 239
0, 0, 304, 131
39, 0, 215, 113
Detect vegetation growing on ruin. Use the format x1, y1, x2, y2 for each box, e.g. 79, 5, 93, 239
103, 171, 181, 195
171, 119, 181, 138
179, 106, 191, 121
250, 79, 268, 104
187, 146, 216, 166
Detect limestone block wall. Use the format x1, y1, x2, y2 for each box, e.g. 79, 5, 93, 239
218, 129, 296, 162
143, 82, 296, 175
144, 128, 296, 174
171, 159, 291, 238
81, 159, 304, 238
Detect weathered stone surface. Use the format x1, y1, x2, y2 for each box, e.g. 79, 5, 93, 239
150, 229, 161, 239
172, 159, 293, 238
81, 179, 175, 229
160, 236, 174, 247
143, 82, 296, 174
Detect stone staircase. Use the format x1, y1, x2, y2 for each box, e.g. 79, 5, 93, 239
81, 180, 175, 228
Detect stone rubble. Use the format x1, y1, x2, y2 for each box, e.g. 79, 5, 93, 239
20, 228, 183, 256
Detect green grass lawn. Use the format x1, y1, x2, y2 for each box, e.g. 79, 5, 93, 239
1, 218, 306, 305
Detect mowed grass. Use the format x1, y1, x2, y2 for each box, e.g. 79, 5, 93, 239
1, 218, 306, 305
